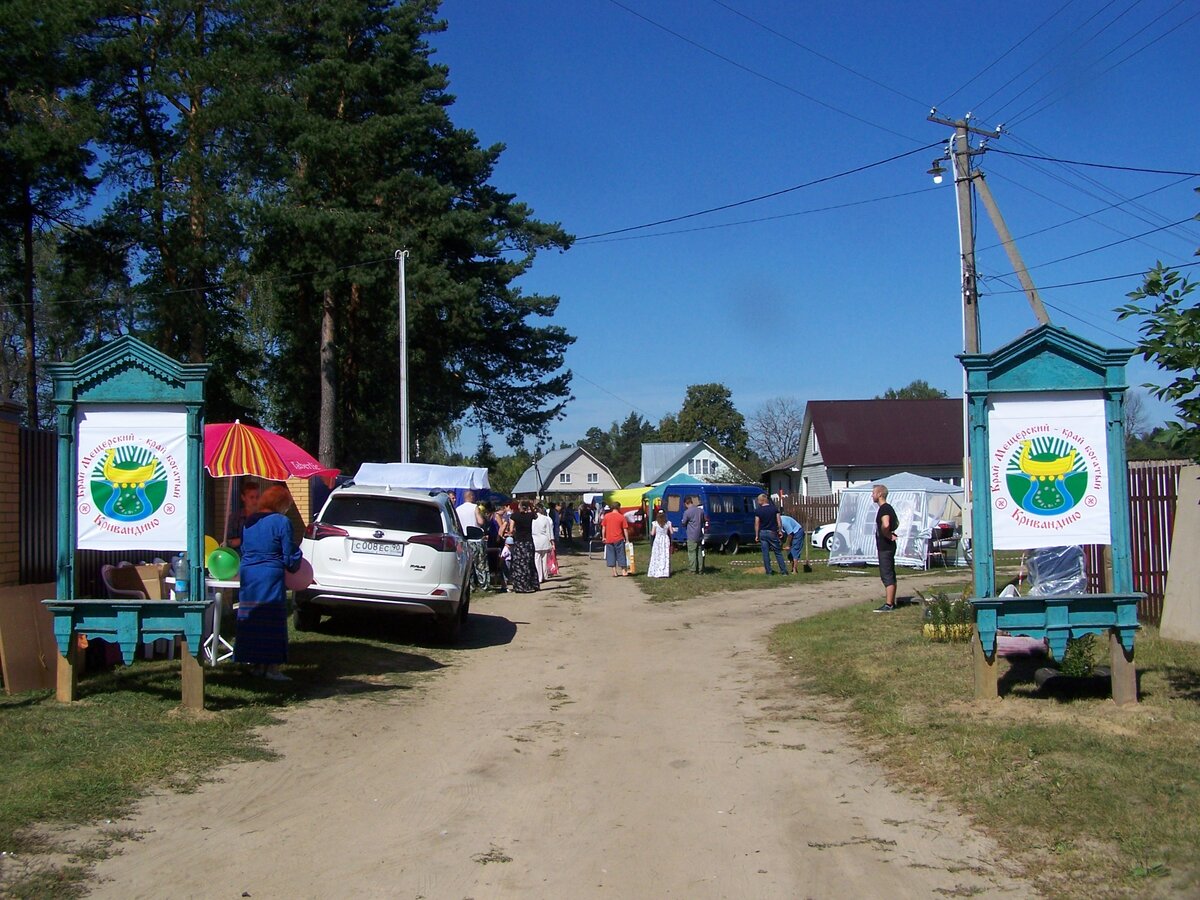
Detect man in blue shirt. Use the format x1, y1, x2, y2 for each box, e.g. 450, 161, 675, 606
780, 514, 805, 574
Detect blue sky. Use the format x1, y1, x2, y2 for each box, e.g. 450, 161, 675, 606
430, 0, 1200, 451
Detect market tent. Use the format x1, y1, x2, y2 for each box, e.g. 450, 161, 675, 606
827, 472, 965, 569
643, 473, 703, 506
604, 486, 651, 510
353, 462, 490, 492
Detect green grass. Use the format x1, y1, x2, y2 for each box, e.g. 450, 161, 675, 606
632, 541, 852, 602
771, 601, 1200, 898
0, 620, 450, 897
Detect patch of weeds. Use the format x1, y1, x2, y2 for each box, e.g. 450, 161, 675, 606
472, 844, 512, 865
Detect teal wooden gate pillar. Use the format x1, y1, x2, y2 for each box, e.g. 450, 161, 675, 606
960, 324, 1142, 705
43, 336, 211, 708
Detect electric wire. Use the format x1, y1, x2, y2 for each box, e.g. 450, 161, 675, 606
981, 268, 1141, 344
603, 0, 922, 143
934, 0, 1079, 110
988, 216, 1195, 280
983, 167, 1199, 259
978, 0, 1138, 123
575, 142, 942, 241
985, 138, 1200, 251
575, 186, 938, 245
983, 258, 1200, 294
987, 148, 1200, 178
707, 0, 930, 110
975, 176, 1196, 253
1007, 3, 1200, 126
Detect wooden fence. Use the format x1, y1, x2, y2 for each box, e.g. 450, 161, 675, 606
1084, 460, 1185, 625
780, 494, 840, 532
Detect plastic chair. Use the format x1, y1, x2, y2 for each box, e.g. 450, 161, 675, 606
101, 563, 148, 600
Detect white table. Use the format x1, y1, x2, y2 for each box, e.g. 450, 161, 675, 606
167, 576, 239, 666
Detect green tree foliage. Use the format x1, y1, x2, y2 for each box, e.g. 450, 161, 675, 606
3, 0, 573, 468
578, 412, 657, 486
247, 0, 573, 468
660, 383, 752, 464
876, 379, 948, 400
89, 0, 258, 421
1117, 261, 1200, 461
0, 0, 99, 424
489, 449, 531, 496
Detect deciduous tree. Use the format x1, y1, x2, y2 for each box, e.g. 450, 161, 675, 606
876, 380, 948, 400
747, 396, 804, 465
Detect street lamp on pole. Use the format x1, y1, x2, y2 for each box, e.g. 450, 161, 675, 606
395, 249, 410, 463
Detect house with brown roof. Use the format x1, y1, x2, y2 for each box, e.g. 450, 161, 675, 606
763, 399, 964, 497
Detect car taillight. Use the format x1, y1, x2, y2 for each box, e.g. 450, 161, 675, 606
305, 522, 349, 540
408, 533, 460, 553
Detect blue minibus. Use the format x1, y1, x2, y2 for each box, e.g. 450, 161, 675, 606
660, 483, 763, 554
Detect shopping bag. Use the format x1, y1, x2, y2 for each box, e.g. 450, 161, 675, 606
626, 541, 636, 574
548, 545, 559, 577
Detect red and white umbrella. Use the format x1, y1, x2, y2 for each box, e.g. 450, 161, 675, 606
204, 420, 339, 481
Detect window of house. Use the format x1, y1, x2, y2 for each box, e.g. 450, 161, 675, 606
559, 473, 571, 484
587, 472, 598, 483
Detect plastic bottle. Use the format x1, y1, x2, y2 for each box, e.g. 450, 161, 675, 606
173, 553, 190, 599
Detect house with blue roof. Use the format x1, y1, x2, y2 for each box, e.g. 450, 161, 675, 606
638, 441, 749, 487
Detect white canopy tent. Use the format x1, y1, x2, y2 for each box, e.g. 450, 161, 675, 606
827, 472, 966, 569
353, 462, 490, 492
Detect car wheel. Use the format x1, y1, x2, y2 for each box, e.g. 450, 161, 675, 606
723, 535, 740, 555
826, 533, 843, 554
293, 603, 320, 632
822, 533, 834, 551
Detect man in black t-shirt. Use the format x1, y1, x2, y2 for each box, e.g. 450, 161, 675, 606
872, 484, 899, 612
754, 493, 789, 575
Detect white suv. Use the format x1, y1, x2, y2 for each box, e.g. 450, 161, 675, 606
295, 485, 471, 641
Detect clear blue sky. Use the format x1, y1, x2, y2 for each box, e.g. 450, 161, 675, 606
430, 0, 1200, 451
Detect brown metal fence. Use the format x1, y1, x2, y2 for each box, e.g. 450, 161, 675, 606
1083, 460, 1184, 625
19, 425, 57, 583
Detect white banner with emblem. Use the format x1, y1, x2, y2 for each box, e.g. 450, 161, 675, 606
76, 406, 189, 550
987, 392, 1110, 549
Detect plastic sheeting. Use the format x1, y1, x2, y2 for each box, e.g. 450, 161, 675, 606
827, 472, 965, 569
352, 462, 490, 491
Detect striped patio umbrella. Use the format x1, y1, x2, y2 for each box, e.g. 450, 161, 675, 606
204, 421, 339, 481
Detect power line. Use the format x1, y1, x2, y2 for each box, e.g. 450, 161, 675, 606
707, 0, 930, 110
989, 215, 1196, 279
935, 0, 1079, 110
978, 0, 1134, 122
983, 258, 1200, 294
1007, 2, 1200, 126
976, 175, 1196, 253
980, 269, 1144, 345
603, 0, 922, 143
576, 141, 942, 241
576, 187, 938, 245
987, 148, 1200, 178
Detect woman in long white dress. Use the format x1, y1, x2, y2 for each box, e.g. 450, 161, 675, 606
647, 510, 674, 578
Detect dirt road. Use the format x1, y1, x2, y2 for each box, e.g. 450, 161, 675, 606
87, 554, 1029, 899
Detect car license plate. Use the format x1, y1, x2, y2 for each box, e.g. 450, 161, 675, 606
351, 539, 404, 557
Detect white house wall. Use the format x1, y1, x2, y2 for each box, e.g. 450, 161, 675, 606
549, 456, 620, 493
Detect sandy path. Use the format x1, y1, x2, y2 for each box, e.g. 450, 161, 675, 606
86, 554, 1030, 899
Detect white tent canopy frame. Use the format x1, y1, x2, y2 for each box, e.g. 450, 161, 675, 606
353, 462, 490, 492
827, 472, 966, 569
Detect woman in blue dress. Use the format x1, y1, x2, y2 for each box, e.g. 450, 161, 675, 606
234, 484, 303, 681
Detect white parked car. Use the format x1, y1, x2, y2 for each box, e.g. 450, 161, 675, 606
296, 485, 471, 641
810, 522, 839, 550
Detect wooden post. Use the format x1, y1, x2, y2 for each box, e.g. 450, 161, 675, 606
973, 632, 998, 701
1109, 630, 1137, 706
56, 632, 79, 702
180, 640, 205, 711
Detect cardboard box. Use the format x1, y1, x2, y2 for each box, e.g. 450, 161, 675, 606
134, 563, 170, 599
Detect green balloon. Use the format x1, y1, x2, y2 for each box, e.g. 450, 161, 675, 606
206, 548, 240, 581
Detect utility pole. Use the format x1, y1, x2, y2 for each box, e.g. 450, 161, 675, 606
928, 111, 998, 354
395, 249, 410, 463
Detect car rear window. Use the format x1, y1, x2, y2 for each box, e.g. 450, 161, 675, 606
321, 495, 444, 533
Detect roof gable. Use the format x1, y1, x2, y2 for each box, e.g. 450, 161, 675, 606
809, 399, 962, 467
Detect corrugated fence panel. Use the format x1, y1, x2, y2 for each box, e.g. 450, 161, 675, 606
18, 426, 57, 583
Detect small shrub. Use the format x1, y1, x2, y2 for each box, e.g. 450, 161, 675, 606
920, 590, 974, 643
1059, 633, 1097, 677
